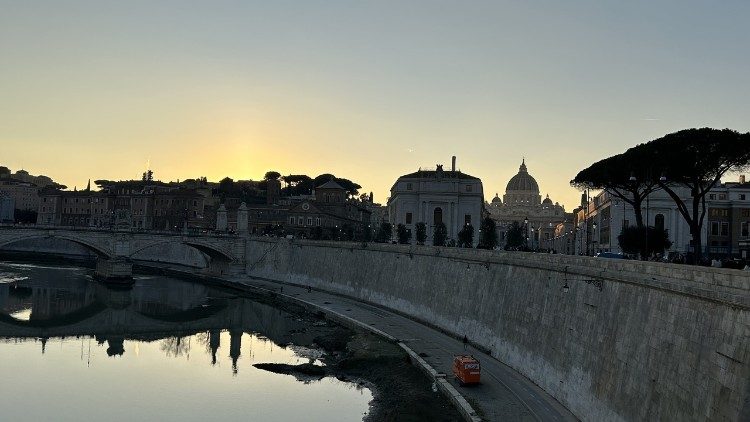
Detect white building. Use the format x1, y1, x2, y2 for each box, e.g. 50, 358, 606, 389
388, 157, 484, 245
583, 187, 708, 256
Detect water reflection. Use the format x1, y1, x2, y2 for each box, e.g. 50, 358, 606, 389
0, 263, 372, 422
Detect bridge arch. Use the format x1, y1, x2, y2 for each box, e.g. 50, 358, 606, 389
0, 234, 114, 258
129, 239, 236, 263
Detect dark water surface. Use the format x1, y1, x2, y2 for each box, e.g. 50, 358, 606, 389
0, 262, 372, 421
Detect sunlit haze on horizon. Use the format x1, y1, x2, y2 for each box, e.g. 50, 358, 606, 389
2, 0, 749, 208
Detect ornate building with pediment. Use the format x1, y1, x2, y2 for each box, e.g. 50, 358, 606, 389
388, 157, 484, 245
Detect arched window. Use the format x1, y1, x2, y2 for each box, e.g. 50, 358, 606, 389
655, 214, 665, 231
434, 207, 443, 225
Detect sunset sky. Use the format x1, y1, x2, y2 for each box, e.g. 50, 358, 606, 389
2, 1, 749, 208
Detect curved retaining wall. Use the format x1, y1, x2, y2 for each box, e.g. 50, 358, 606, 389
245, 238, 749, 422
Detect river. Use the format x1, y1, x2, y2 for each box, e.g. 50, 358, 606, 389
0, 262, 373, 421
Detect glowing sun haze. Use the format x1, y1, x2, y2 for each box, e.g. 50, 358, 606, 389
1, 1, 749, 208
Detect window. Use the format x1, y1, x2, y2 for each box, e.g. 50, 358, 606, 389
743, 209, 750, 217
711, 222, 719, 236
193, 200, 197, 206
406, 212, 412, 224
741, 194, 746, 200
406, 183, 412, 191
655, 214, 665, 231
307, 217, 312, 225
289, 217, 295, 225
721, 222, 729, 236
709, 194, 716, 200
298, 218, 304, 226
433, 207, 443, 225
315, 217, 321, 226
465, 184, 472, 192
718, 194, 727, 200
741, 222, 749, 237
465, 214, 471, 225
710, 209, 729, 217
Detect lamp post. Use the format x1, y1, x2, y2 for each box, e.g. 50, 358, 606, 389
592, 222, 598, 255
524, 217, 529, 250
531, 226, 535, 250
629, 173, 642, 258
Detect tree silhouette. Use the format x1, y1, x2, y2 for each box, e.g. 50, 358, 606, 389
645, 128, 750, 263
397, 224, 411, 244
618, 226, 673, 257
264, 171, 281, 180
433, 222, 447, 246
375, 222, 392, 243
573, 127, 750, 263
415, 222, 427, 245
571, 150, 658, 229
505, 222, 524, 250
477, 217, 498, 250
341, 224, 355, 241
458, 224, 474, 248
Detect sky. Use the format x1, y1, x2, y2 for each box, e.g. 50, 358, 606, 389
1, 1, 749, 209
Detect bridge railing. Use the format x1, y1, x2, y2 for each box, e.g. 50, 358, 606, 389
0, 224, 244, 239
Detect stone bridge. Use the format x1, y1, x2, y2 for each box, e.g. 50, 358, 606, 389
0, 227, 248, 279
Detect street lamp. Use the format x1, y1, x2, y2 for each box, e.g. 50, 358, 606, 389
531, 227, 535, 250
592, 222, 598, 255
524, 217, 529, 250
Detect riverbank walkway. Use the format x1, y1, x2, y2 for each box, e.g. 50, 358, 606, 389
229, 274, 578, 422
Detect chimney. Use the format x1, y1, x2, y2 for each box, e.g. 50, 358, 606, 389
451, 156, 456, 172
741, 175, 746, 184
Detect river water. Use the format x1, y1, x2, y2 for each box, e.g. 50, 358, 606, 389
0, 262, 373, 421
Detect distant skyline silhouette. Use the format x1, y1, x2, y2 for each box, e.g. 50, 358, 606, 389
1, 1, 748, 208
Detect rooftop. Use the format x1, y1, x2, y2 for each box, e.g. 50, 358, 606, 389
398, 169, 479, 180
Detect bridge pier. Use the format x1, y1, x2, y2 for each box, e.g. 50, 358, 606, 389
95, 257, 133, 283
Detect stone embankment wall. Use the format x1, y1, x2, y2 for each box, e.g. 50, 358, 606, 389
245, 238, 749, 422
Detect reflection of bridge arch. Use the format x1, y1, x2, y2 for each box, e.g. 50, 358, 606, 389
0, 235, 113, 258
0, 301, 228, 331
129, 239, 236, 262
0, 302, 107, 328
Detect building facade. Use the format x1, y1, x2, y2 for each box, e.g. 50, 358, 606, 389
37, 180, 208, 231
705, 176, 750, 258
0, 179, 40, 212
388, 157, 483, 245
285, 180, 371, 238
0, 194, 14, 223
556, 187, 710, 257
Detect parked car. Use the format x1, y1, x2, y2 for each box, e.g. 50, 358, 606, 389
661, 251, 686, 264
594, 252, 629, 259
